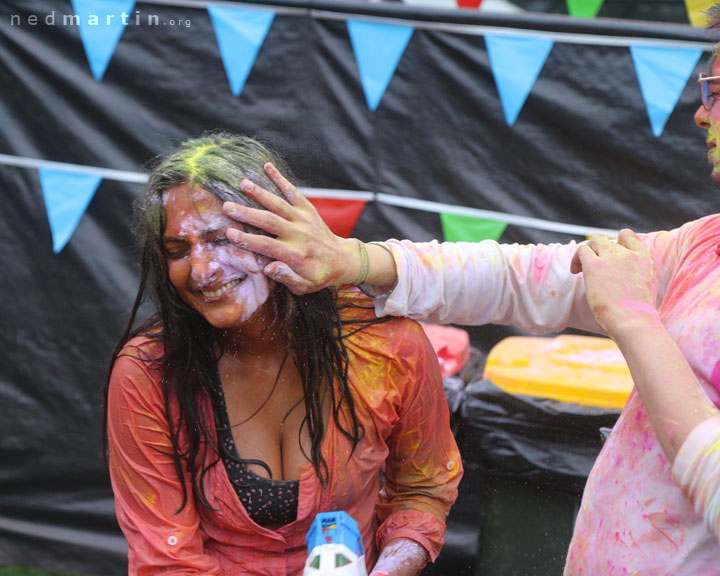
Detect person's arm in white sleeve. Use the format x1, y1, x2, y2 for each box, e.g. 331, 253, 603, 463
372, 216, 697, 331
373, 239, 600, 333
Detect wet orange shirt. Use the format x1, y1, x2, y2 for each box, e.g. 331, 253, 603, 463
107, 288, 462, 575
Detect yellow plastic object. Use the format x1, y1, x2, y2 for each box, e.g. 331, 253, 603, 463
685, 0, 714, 27
483, 335, 634, 409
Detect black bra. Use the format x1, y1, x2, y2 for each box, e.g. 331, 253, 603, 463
212, 373, 299, 527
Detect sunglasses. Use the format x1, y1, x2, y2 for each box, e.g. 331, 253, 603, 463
699, 73, 720, 111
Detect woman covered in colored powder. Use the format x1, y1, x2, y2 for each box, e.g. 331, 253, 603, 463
105, 134, 462, 575
220, 52, 720, 576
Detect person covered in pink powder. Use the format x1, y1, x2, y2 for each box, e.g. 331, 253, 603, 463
219, 9, 720, 574
105, 134, 462, 575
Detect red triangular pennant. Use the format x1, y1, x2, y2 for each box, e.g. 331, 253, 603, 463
308, 198, 367, 238
456, 0, 483, 8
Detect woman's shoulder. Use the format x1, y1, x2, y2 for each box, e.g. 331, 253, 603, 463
336, 286, 377, 319
336, 287, 432, 353
119, 331, 164, 362
107, 331, 174, 447
110, 329, 165, 396
338, 291, 441, 424
336, 287, 422, 329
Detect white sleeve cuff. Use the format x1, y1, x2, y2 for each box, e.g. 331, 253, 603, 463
672, 414, 720, 542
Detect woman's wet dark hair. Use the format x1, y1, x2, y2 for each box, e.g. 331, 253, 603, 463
104, 133, 364, 510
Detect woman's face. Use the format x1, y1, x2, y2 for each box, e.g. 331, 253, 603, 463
161, 184, 272, 329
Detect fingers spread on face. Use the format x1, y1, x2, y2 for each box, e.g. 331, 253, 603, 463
263, 163, 299, 204
223, 202, 286, 236
237, 178, 294, 220
226, 227, 282, 260
264, 162, 318, 211
263, 261, 314, 295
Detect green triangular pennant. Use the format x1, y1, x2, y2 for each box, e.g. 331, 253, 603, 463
440, 213, 508, 242
566, 0, 604, 18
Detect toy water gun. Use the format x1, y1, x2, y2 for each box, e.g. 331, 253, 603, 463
303, 511, 368, 576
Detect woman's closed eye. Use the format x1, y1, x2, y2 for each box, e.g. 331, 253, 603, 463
165, 249, 187, 260
204, 228, 232, 247
164, 242, 189, 259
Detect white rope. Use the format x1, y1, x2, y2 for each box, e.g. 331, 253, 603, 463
0, 152, 620, 236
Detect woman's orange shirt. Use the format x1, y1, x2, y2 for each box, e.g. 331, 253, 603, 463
107, 288, 462, 575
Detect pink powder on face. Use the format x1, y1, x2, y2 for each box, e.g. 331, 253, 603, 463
212, 244, 270, 324
186, 238, 271, 325
163, 187, 271, 326
178, 212, 238, 287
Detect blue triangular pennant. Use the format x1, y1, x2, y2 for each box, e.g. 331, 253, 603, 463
347, 20, 414, 111
208, 6, 275, 97
485, 34, 554, 126
71, 0, 135, 81
630, 45, 702, 137
39, 168, 102, 253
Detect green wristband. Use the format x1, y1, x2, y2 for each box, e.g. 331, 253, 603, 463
354, 239, 369, 285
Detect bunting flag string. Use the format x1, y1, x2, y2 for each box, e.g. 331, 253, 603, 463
374, 192, 619, 236
440, 213, 508, 242
64, 0, 711, 133
39, 168, 102, 253
347, 20, 414, 111
0, 153, 620, 252
9, 1, 713, 250
71, 0, 136, 80
485, 34, 555, 126
630, 45, 703, 137
566, 0, 605, 19
208, 5, 275, 97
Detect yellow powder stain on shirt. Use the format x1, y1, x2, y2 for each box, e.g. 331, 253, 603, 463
142, 492, 157, 506
706, 438, 720, 456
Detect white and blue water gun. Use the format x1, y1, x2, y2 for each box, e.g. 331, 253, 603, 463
303, 511, 368, 576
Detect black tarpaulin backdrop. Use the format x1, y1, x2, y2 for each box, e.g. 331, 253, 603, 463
0, 1, 717, 573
